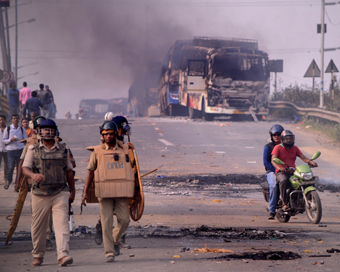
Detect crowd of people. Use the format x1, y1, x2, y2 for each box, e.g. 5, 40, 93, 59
2, 109, 133, 267
8, 81, 56, 120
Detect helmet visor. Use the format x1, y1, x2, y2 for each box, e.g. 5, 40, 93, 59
282, 135, 295, 145
39, 128, 56, 140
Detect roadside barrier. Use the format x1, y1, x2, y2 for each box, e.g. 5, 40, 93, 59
269, 101, 340, 124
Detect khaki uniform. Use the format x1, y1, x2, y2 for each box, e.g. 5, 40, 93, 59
87, 142, 134, 257
21, 134, 54, 240
23, 141, 73, 260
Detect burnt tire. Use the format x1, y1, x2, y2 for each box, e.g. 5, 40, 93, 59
305, 191, 322, 224
276, 212, 290, 223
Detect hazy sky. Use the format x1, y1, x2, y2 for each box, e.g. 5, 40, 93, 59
4, 0, 340, 118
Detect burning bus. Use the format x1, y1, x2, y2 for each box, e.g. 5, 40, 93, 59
159, 37, 270, 120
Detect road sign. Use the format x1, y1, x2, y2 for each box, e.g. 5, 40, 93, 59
317, 24, 327, 33
325, 59, 339, 73
304, 60, 320, 78
0, 71, 10, 83
268, 60, 283, 73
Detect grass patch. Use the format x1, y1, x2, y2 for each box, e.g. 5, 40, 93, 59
300, 118, 340, 142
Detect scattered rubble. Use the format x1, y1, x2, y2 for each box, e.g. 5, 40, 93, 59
212, 251, 301, 261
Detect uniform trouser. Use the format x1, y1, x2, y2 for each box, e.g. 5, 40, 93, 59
276, 172, 293, 204
99, 197, 130, 257
0, 152, 8, 181
266, 172, 278, 214
31, 191, 70, 260
46, 211, 53, 240
7, 149, 22, 184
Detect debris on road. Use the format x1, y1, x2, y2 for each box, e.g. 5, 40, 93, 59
193, 246, 233, 253
326, 248, 340, 253
212, 251, 301, 261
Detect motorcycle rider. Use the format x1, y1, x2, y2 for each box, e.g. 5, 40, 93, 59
272, 130, 318, 211
263, 124, 284, 220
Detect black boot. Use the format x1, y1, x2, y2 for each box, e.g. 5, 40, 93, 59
95, 219, 103, 245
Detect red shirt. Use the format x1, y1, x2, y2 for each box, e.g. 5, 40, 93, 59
271, 144, 302, 172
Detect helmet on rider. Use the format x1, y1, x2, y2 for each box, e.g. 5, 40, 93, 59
33, 116, 46, 129
281, 130, 295, 148
112, 116, 131, 136
39, 119, 58, 141
269, 124, 284, 143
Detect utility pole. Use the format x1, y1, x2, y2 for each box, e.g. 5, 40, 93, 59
15, 0, 18, 84
320, 0, 325, 109
4, 8, 11, 70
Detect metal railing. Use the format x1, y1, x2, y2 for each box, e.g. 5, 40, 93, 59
269, 101, 340, 124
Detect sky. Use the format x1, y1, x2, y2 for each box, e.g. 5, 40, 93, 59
3, 0, 340, 118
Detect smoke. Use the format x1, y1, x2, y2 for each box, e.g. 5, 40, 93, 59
15, 2, 194, 116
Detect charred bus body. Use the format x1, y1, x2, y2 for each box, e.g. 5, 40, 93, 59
159, 37, 270, 120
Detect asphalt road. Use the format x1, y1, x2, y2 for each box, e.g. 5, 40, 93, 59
1, 117, 340, 272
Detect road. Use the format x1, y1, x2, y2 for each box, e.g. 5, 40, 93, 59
1, 117, 340, 271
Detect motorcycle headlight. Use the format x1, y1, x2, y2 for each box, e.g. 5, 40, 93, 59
301, 172, 313, 181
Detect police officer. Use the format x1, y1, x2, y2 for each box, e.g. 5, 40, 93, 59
97, 114, 132, 247
81, 121, 134, 263
22, 119, 75, 267
15, 116, 46, 192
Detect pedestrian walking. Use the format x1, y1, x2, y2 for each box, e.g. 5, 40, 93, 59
45, 85, 55, 118
37, 84, 50, 118
3, 114, 27, 190
19, 82, 32, 117
8, 82, 20, 120
22, 119, 75, 267
0, 115, 8, 186
81, 121, 135, 263
23, 91, 43, 118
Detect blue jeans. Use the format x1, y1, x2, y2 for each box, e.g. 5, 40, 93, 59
266, 172, 278, 214
7, 149, 23, 184
48, 103, 54, 118
8, 105, 19, 120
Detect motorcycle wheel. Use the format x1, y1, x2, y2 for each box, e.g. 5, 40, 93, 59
276, 212, 290, 223
305, 191, 322, 224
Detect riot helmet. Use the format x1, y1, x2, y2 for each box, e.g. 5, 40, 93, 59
39, 119, 58, 141
112, 116, 131, 135
104, 112, 115, 121
269, 124, 284, 143
33, 115, 46, 129
281, 130, 295, 148
100, 121, 118, 135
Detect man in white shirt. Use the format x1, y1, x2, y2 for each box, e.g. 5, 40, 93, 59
0, 115, 8, 185
3, 114, 27, 189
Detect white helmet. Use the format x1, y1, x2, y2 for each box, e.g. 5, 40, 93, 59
104, 112, 114, 121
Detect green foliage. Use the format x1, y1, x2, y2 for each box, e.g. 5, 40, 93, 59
271, 77, 340, 111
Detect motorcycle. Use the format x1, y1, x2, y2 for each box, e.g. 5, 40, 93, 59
261, 151, 322, 224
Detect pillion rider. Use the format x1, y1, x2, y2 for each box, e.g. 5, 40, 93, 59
81, 121, 135, 263
263, 124, 284, 220
271, 130, 317, 212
